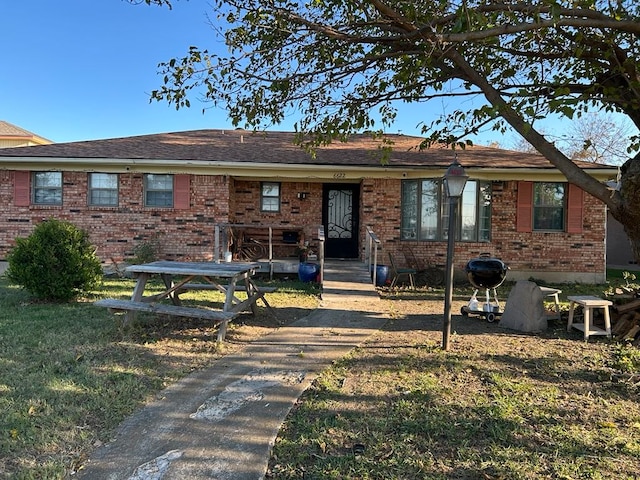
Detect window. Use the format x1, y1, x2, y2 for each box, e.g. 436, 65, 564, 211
517, 181, 583, 233
261, 182, 280, 212
533, 182, 565, 231
88, 173, 118, 206
401, 179, 491, 242
33, 172, 62, 205
144, 174, 173, 207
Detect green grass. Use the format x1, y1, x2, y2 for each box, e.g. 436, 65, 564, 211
0, 275, 319, 479
267, 274, 640, 480
269, 342, 640, 479
2, 270, 639, 479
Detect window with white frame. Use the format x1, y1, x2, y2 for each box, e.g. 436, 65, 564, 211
400, 179, 491, 242
88, 173, 118, 206
144, 174, 173, 207
533, 182, 565, 231
32, 172, 62, 205
261, 182, 280, 212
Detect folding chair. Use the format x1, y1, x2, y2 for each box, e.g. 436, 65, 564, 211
401, 245, 444, 287
401, 245, 425, 271
388, 252, 416, 289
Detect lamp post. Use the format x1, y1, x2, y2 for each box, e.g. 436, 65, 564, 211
442, 158, 468, 350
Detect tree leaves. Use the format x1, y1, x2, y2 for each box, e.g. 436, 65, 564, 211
146, 1, 638, 151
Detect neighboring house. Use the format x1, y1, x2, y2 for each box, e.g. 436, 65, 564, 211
0, 121, 52, 148
0, 129, 617, 283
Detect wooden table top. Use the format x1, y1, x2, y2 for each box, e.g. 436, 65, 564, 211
125, 261, 261, 277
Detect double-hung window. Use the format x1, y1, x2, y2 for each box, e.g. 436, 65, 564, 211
517, 181, 584, 233
261, 182, 280, 212
144, 174, 173, 207
401, 179, 491, 242
88, 173, 118, 206
33, 172, 62, 205
533, 182, 565, 231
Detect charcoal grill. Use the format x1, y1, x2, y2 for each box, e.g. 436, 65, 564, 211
461, 253, 508, 322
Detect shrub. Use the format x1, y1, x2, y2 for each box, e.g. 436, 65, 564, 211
6, 218, 102, 301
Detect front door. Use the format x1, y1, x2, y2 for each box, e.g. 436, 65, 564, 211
322, 184, 360, 258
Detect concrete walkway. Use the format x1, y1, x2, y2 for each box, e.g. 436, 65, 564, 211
77, 260, 387, 479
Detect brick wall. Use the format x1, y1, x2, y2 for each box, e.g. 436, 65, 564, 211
0, 172, 607, 281
359, 178, 606, 282
231, 179, 324, 256
0, 171, 230, 264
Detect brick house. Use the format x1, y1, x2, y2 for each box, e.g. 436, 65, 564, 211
0, 129, 616, 283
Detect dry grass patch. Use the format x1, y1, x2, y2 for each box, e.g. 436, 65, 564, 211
268, 290, 640, 480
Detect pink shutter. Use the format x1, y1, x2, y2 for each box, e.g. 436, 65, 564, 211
566, 183, 584, 234
14, 171, 30, 206
173, 174, 190, 209
516, 181, 533, 232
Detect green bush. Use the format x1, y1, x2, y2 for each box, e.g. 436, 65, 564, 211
6, 218, 102, 301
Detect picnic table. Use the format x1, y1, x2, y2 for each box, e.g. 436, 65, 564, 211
95, 261, 276, 341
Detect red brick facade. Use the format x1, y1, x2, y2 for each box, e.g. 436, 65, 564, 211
0, 171, 606, 282
362, 178, 606, 283
0, 171, 230, 263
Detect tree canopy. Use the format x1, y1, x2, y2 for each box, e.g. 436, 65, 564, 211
143, 0, 640, 257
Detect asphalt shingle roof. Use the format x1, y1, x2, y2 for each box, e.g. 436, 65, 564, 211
0, 128, 611, 170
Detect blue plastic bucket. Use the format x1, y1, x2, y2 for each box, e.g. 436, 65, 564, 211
298, 262, 319, 282
375, 265, 390, 287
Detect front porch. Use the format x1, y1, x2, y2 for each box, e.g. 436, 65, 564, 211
213, 223, 327, 279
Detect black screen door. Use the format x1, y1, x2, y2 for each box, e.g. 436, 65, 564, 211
322, 184, 360, 258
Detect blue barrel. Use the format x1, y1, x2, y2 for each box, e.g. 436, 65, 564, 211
298, 262, 319, 282
375, 265, 389, 287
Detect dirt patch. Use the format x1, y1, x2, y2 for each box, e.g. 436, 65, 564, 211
120, 303, 317, 379
267, 293, 640, 479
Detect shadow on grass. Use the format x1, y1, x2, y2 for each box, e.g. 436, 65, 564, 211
0, 276, 318, 478
268, 309, 640, 479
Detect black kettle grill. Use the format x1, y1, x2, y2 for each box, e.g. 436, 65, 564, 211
465, 254, 508, 289
462, 253, 509, 322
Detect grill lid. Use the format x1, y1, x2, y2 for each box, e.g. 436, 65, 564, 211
465, 253, 508, 289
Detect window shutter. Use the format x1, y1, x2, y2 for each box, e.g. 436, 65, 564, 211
173, 174, 190, 209
14, 171, 30, 206
566, 183, 584, 234
516, 181, 533, 232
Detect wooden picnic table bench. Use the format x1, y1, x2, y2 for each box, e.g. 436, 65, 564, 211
94, 261, 277, 341
94, 298, 238, 322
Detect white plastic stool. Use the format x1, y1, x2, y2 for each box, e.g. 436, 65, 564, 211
566, 295, 612, 341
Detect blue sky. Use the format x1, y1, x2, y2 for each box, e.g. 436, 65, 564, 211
4, 0, 605, 150
2, 1, 232, 143
2, 0, 514, 146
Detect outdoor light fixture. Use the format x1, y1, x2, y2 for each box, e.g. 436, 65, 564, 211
443, 159, 469, 198
442, 157, 468, 351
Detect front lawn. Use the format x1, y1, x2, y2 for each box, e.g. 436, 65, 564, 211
2, 271, 639, 479
267, 277, 640, 479
0, 275, 319, 479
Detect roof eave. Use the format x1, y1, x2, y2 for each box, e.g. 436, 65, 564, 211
0, 157, 618, 182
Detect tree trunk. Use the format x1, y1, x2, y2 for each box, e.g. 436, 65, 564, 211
617, 154, 640, 264
623, 224, 640, 265
445, 49, 640, 263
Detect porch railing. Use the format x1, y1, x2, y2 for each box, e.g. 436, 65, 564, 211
316, 225, 325, 284
365, 226, 381, 287
213, 223, 325, 279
